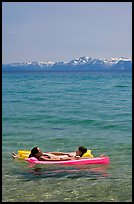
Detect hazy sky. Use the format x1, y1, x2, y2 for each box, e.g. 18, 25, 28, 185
2, 2, 132, 63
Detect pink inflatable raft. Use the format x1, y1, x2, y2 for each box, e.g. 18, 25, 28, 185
25, 156, 110, 165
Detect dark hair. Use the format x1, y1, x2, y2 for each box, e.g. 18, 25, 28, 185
29, 147, 39, 158
78, 146, 87, 157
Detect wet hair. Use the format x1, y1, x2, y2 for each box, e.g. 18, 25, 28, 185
29, 146, 39, 158
78, 146, 87, 157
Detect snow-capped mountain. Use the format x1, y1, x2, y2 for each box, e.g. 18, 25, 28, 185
2, 56, 132, 71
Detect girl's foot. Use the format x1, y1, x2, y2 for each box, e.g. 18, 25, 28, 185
12, 152, 19, 159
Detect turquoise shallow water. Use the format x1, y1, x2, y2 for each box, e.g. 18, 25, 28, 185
2, 70, 132, 202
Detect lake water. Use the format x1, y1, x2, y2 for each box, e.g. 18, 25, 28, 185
2, 70, 132, 202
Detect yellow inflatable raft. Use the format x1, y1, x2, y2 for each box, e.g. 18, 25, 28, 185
18, 150, 31, 159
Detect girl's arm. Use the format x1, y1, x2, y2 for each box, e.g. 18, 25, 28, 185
39, 155, 73, 161
48, 152, 76, 157
39, 156, 60, 161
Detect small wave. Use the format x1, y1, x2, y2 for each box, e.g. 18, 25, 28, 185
114, 85, 130, 88
45, 118, 98, 127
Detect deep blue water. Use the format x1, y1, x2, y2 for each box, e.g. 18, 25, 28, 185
2, 70, 132, 202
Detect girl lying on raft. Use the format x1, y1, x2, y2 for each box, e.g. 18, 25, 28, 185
12, 147, 75, 160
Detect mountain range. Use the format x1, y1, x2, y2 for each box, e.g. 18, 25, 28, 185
2, 56, 132, 71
